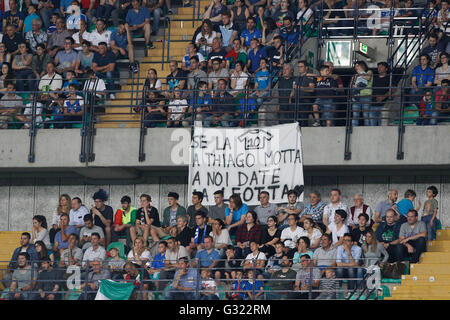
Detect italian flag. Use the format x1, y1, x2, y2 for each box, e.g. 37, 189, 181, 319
95, 279, 135, 300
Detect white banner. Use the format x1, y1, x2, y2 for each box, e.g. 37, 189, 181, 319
188, 123, 304, 206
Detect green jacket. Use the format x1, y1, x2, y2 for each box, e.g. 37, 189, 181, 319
162, 205, 187, 228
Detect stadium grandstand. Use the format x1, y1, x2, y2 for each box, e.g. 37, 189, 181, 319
0, 0, 449, 301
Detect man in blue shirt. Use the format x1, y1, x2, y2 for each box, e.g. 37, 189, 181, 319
23, 4, 40, 34
166, 257, 200, 300
53, 213, 79, 256
247, 38, 266, 75
410, 54, 435, 105
2, 0, 24, 33
335, 233, 363, 292
217, 11, 238, 48
126, 0, 154, 49
194, 236, 221, 268
279, 16, 300, 46
92, 42, 117, 99
240, 17, 261, 48
110, 22, 137, 73
250, 58, 271, 108
395, 189, 418, 224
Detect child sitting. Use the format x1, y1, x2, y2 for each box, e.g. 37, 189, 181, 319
229, 270, 246, 300
315, 268, 339, 300
167, 88, 188, 128
107, 247, 126, 280
200, 268, 219, 300
145, 241, 167, 291
243, 269, 264, 300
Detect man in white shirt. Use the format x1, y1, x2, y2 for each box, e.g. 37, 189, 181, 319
89, 19, 112, 51
323, 189, 350, 227
82, 232, 106, 269
83, 69, 106, 99
243, 240, 267, 279
280, 214, 305, 257
38, 61, 63, 101
72, 19, 91, 51
69, 197, 89, 230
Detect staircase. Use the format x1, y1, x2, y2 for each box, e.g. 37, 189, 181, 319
96, 2, 206, 128
0, 231, 25, 291
386, 229, 450, 300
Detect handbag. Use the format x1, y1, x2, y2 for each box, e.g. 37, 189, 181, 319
381, 262, 405, 279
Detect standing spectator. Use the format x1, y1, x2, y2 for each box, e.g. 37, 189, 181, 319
398, 209, 427, 263
24, 18, 47, 53
23, 4, 40, 34
279, 16, 300, 46
375, 209, 402, 262
11, 42, 34, 92
261, 17, 279, 47
47, 17, 71, 58
335, 233, 363, 292
74, 40, 94, 78
82, 232, 107, 269
251, 58, 271, 110
265, 255, 296, 300
396, 189, 421, 223
301, 191, 326, 230
434, 79, 450, 123
313, 233, 337, 269
240, 17, 262, 48
326, 209, 349, 248
277, 63, 295, 123
254, 191, 278, 228
167, 88, 188, 128
79, 214, 106, 250
349, 194, 373, 228
371, 61, 390, 126
90, 189, 114, 247
294, 60, 316, 126
280, 213, 304, 257
34, 258, 60, 300
111, 195, 136, 245
421, 186, 439, 241
92, 42, 117, 100
259, 216, 281, 257
0, 82, 22, 128
289, 254, 320, 300
277, 189, 303, 229
186, 191, 209, 228
351, 60, 373, 126
89, 19, 112, 50
209, 190, 227, 223
162, 192, 187, 235
362, 230, 389, 267
374, 189, 398, 223
190, 211, 213, 254
410, 54, 435, 105
225, 193, 249, 235
2, 24, 24, 56
417, 89, 437, 125
351, 213, 371, 247
69, 197, 89, 230
421, 33, 444, 69
31, 215, 51, 250
3, 0, 24, 33
110, 22, 137, 73
8, 253, 36, 300
312, 65, 337, 127
323, 189, 350, 227
302, 218, 322, 250
126, 0, 154, 50
53, 213, 79, 255
236, 211, 263, 258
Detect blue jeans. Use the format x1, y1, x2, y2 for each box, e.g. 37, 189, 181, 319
421, 214, 437, 241
16, 69, 34, 93
151, 8, 162, 33
166, 290, 197, 300
96, 4, 114, 20
96, 71, 115, 94
369, 105, 381, 126
416, 112, 438, 125
250, 90, 270, 106
409, 88, 425, 105
336, 267, 364, 290
352, 96, 372, 126
315, 98, 334, 123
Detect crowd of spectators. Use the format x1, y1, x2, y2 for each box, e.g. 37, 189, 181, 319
1, 184, 440, 300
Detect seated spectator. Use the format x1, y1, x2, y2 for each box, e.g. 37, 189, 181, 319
2, 232, 38, 289
349, 194, 373, 229
126, 0, 154, 50
225, 193, 248, 235
301, 191, 326, 230
90, 189, 114, 247
225, 39, 248, 70
0, 44, 12, 69
83, 69, 107, 102
8, 253, 36, 300
296, 0, 313, 28
80, 214, 106, 250
247, 38, 266, 76
241, 17, 261, 48
217, 11, 238, 49
435, 79, 450, 123
2, 24, 24, 56
110, 22, 137, 73
31, 45, 52, 85
231, 0, 250, 33
351, 61, 373, 127
362, 230, 389, 267
92, 41, 117, 99
236, 211, 263, 259
323, 188, 350, 227
292, 236, 313, 271
58, 233, 83, 269
143, 89, 166, 127
35, 240, 55, 265
130, 193, 164, 245
263, 241, 285, 277
326, 209, 349, 248
183, 43, 205, 72
53, 213, 79, 255
205, 78, 236, 127
259, 216, 281, 257
3, 0, 24, 33
279, 16, 300, 46
62, 71, 80, 91
186, 191, 209, 228
374, 189, 398, 223
38, 62, 63, 109
194, 236, 221, 278
243, 269, 264, 300
67, 196, 88, 230
0, 63, 14, 94
51, 194, 71, 244
313, 233, 337, 270
111, 195, 136, 246
421, 33, 444, 69
302, 218, 322, 250
374, 0, 399, 35
417, 89, 438, 125
422, 186, 439, 241
351, 213, 371, 247
25, 18, 47, 54
79, 258, 111, 300
315, 267, 338, 300
95, 0, 116, 22
207, 37, 228, 68
200, 268, 220, 300
72, 19, 91, 51
74, 40, 94, 78
210, 218, 232, 256
434, 52, 450, 85
208, 58, 229, 91
409, 54, 435, 105
396, 189, 421, 223
273, 0, 295, 27
375, 209, 402, 262
243, 240, 266, 279
31, 215, 51, 250
190, 211, 213, 255
398, 209, 427, 263
254, 191, 278, 228
82, 232, 107, 269
204, 0, 228, 25
160, 237, 189, 290
166, 60, 187, 92
195, 19, 217, 58
107, 247, 127, 280
230, 269, 246, 300
0, 82, 23, 128
289, 254, 320, 300
24, 4, 40, 34
219, 245, 241, 280
145, 241, 167, 289
437, 0, 450, 32
127, 236, 152, 266
46, 13, 59, 34
11, 42, 34, 93
167, 87, 188, 128
143, 68, 162, 91
166, 257, 199, 300
335, 233, 363, 292
208, 190, 227, 223
280, 213, 304, 257
277, 189, 303, 229
47, 17, 71, 58
123, 261, 150, 300
89, 19, 112, 51
312, 65, 337, 127
229, 61, 249, 97
34, 258, 60, 300
162, 192, 187, 235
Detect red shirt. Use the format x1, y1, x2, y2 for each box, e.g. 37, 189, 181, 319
236, 223, 262, 244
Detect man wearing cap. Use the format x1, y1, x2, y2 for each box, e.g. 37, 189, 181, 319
162, 192, 187, 235
34, 258, 61, 300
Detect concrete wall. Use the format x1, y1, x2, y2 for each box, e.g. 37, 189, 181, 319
1, 174, 448, 231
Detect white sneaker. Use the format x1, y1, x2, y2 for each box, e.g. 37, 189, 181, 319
312, 121, 321, 127
110, 94, 116, 100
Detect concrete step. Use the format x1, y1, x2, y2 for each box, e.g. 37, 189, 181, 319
420, 252, 450, 263
410, 263, 450, 274
436, 230, 450, 240
169, 20, 202, 29
402, 274, 450, 281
